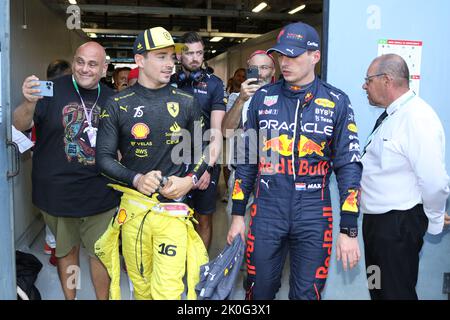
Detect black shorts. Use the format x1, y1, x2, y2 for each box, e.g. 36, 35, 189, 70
187, 165, 221, 215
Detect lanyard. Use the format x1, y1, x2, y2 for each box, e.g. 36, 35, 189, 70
363, 91, 416, 156
72, 76, 101, 129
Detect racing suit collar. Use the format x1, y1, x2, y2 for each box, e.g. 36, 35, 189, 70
281, 77, 318, 99
134, 81, 171, 99
281, 77, 319, 111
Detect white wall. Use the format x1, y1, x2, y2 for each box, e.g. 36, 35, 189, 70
325, 0, 450, 300
11, 0, 87, 246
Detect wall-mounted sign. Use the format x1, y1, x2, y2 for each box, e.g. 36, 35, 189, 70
378, 39, 422, 95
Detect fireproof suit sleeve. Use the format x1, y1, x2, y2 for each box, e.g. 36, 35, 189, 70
96, 97, 139, 187
330, 93, 363, 228
231, 90, 261, 216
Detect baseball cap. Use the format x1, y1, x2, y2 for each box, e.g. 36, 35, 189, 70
267, 22, 320, 58
127, 67, 139, 81
133, 27, 175, 55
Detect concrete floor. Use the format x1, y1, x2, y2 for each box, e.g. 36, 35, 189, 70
23, 173, 289, 300
21, 173, 449, 300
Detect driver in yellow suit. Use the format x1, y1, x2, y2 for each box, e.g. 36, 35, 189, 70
95, 26, 211, 300
95, 184, 208, 300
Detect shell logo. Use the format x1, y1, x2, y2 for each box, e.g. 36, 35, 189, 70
348, 123, 358, 133
315, 98, 335, 109
117, 209, 127, 225
131, 123, 150, 139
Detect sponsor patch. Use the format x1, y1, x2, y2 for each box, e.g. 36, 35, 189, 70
348, 123, 358, 133
167, 102, 179, 118
131, 123, 150, 139
117, 209, 127, 225
264, 95, 279, 107
295, 183, 306, 191
342, 189, 359, 213
232, 179, 245, 200
315, 98, 335, 109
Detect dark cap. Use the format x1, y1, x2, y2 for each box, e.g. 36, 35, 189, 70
133, 27, 175, 55
267, 22, 320, 58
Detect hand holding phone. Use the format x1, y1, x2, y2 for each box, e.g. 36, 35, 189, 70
31, 80, 54, 97
246, 66, 259, 85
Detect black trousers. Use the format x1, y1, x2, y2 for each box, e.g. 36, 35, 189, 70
363, 204, 428, 300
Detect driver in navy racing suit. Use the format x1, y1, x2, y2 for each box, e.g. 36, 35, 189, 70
227, 22, 363, 300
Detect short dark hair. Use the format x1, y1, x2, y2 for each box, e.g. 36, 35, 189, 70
46, 59, 71, 80
113, 67, 131, 81
180, 31, 204, 46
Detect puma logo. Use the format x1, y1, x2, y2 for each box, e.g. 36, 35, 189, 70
260, 179, 270, 189
286, 48, 295, 55
330, 91, 342, 100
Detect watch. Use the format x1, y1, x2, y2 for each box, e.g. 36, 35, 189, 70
191, 174, 198, 186
206, 165, 215, 174
340, 227, 358, 238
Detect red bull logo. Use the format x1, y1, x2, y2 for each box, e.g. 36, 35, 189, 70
232, 179, 245, 200
342, 189, 359, 213
246, 204, 258, 276
299, 135, 326, 157
259, 157, 329, 176
305, 92, 314, 103
262, 134, 294, 157
315, 207, 333, 280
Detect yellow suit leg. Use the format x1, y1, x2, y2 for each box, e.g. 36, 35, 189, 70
150, 214, 188, 300
122, 212, 154, 300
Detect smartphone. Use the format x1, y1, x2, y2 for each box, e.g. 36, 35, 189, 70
32, 80, 54, 97
246, 66, 259, 85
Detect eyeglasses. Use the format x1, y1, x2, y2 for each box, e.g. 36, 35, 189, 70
364, 73, 386, 84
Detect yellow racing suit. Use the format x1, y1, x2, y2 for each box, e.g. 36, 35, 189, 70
95, 184, 208, 300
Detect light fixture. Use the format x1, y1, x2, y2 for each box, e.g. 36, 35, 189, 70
106, 55, 111, 61
252, 2, 268, 13
288, 4, 306, 15
209, 37, 223, 42
68, 0, 77, 4
211, 50, 217, 54
88, 33, 98, 38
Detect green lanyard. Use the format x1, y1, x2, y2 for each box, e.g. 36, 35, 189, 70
72, 76, 101, 129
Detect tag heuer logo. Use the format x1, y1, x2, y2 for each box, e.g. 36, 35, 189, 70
167, 102, 179, 118
264, 95, 279, 107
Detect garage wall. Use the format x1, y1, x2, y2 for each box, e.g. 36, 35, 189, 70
207, 28, 284, 85
324, 0, 450, 300
11, 0, 87, 246
208, 22, 323, 88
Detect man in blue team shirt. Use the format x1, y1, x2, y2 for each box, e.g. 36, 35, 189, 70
171, 31, 226, 250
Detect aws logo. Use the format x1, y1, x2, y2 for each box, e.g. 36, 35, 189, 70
135, 148, 148, 158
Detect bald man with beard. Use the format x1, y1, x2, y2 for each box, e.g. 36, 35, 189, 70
14, 42, 120, 300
